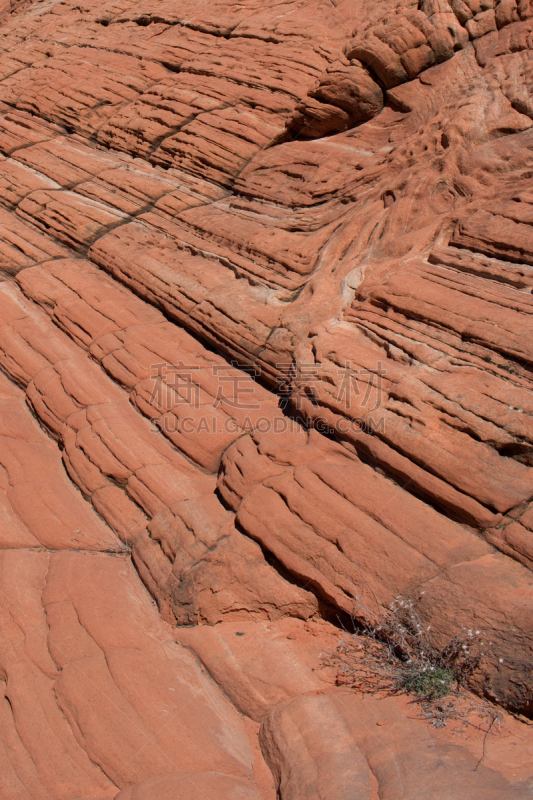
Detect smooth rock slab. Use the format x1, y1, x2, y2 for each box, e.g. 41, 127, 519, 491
260, 693, 532, 800
0, 549, 259, 796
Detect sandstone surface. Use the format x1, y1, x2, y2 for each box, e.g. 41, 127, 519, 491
0, 0, 532, 796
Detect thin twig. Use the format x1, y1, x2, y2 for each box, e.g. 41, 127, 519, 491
474, 716, 496, 771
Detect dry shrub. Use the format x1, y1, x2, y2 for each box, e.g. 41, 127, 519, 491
322, 596, 501, 730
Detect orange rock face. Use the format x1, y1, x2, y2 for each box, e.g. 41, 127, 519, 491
0, 0, 532, 796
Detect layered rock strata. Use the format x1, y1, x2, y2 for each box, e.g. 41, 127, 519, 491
0, 0, 532, 797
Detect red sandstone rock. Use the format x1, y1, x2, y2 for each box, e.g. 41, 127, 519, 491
175, 617, 337, 720
219, 426, 533, 708
0, 370, 121, 551
0, 0, 531, 795
114, 772, 265, 800
260, 692, 532, 800
0, 549, 264, 796
0, 206, 69, 274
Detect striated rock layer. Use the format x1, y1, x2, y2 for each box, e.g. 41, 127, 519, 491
0, 0, 532, 797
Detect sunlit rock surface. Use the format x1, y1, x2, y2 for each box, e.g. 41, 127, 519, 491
0, 0, 533, 796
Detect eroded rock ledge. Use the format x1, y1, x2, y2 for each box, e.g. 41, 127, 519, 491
0, 0, 532, 797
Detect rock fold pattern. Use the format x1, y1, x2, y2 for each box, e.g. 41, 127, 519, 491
0, 0, 532, 797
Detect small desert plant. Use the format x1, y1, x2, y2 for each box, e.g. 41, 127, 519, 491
397, 663, 454, 701
322, 597, 503, 752
323, 596, 488, 706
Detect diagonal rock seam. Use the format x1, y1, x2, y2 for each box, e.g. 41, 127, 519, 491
0, 0, 532, 797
